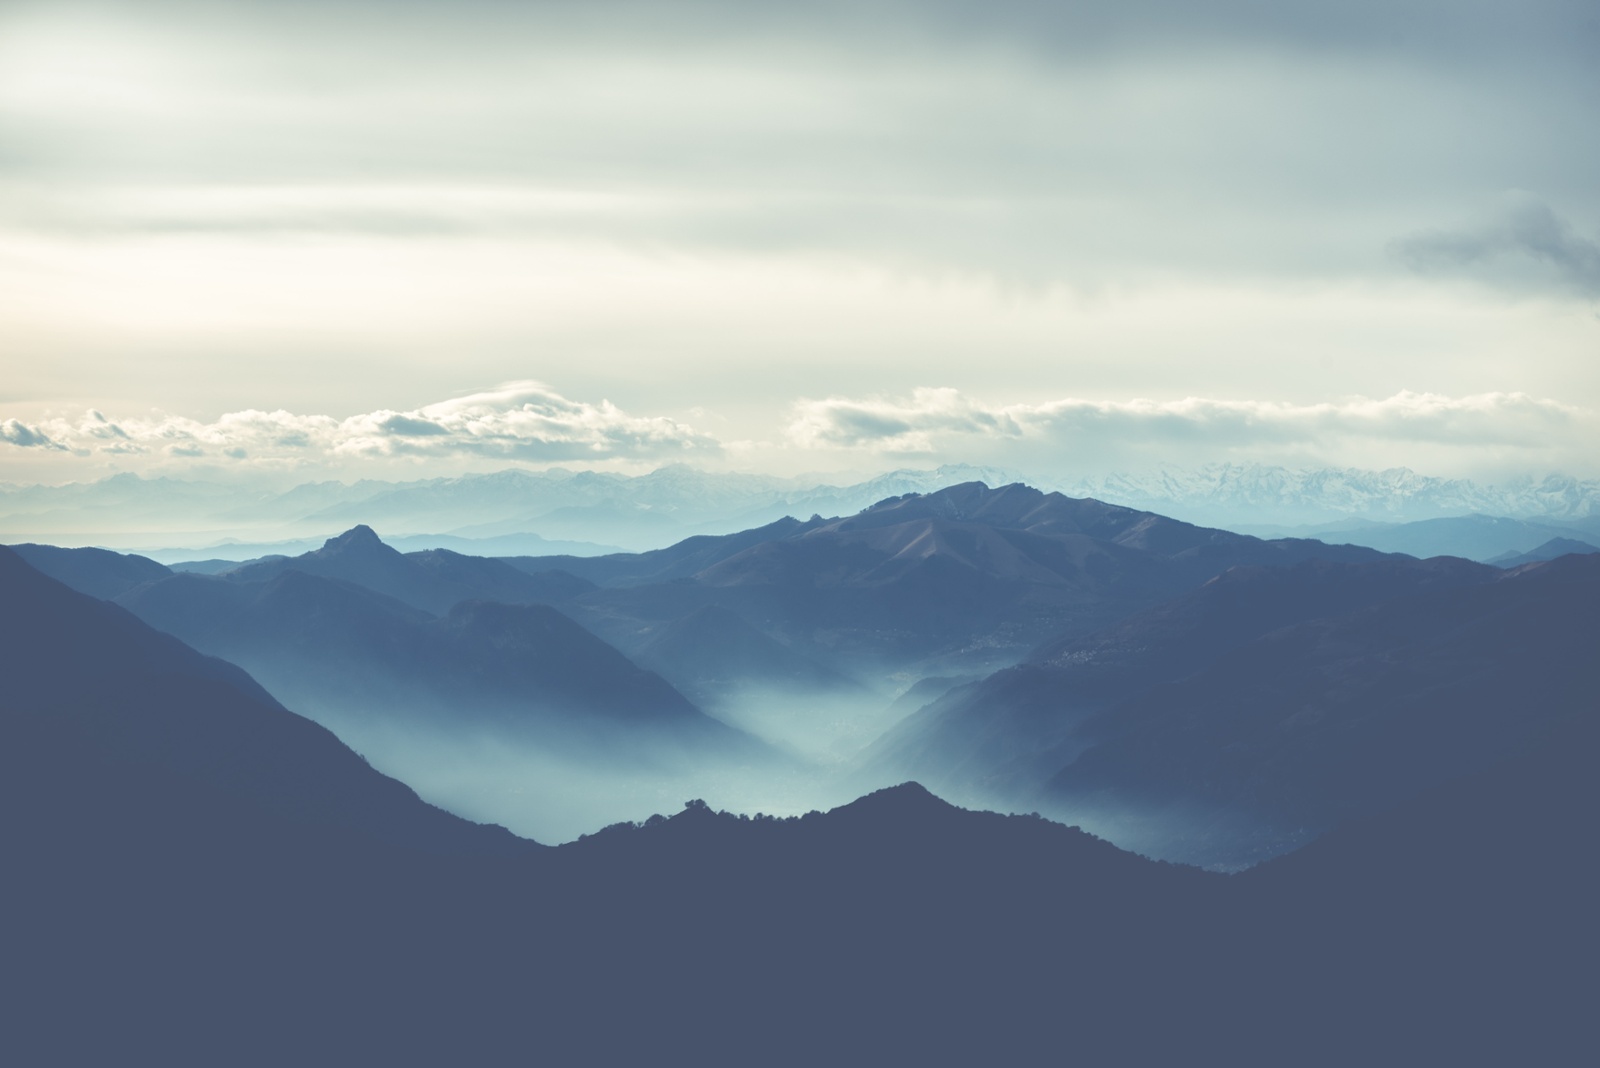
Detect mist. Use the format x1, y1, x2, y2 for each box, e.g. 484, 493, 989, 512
304, 692, 909, 844
698, 683, 916, 765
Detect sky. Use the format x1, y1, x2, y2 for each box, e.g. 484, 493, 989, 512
2, 0, 1598, 487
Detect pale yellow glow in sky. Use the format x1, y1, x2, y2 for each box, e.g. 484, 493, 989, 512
2, 1, 1596, 484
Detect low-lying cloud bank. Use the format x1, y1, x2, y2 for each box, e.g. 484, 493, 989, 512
1, 382, 717, 466
789, 388, 1581, 454
2, 385, 1591, 481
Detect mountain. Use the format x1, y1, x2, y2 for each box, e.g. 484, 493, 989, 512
307, 463, 1031, 552
868, 555, 1499, 823
1488, 536, 1600, 567
630, 603, 863, 706
112, 565, 746, 758
298, 465, 804, 551
1040, 552, 1600, 865
147, 530, 620, 566
4, 541, 1592, 1065
504, 513, 828, 587
0, 557, 1204, 1062
224, 524, 595, 614
510, 481, 1394, 687
1243, 513, 1585, 561
0, 471, 261, 534
1231, 705, 1600, 1067
8, 541, 172, 598
1065, 462, 1600, 525
0, 545, 527, 858
10, 462, 1600, 557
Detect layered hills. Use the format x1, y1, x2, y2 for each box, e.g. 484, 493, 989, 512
20, 529, 753, 772
874, 549, 1600, 866
1488, 535, 1599, 567
222, 523, 596, 614
0, 545, 526, 857
14, 481, 1416, 787
8, 462, 1600, 556
3, 544, 1592, 1066
10, 541, 172, 599
12, 480, 1593, 869
1041, 552, 1600, 857
872, 554, 1498, 786
31, 482, 1398, 723
120, 570, 725, 741
508, 481, 1392, 688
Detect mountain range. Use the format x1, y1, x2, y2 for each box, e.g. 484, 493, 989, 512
2, 543, 1592, 1066
25, 481, 1400, 745
20, 480, 1592, 860
22, 530, 754, 773
1238, 512, 1600, 562
1488, 535, 1600, 567
1068, 463, 1600, 525
0, 545, 527, 858
873, 549, 1600, 867
501, 481, 1392, 692
8, 461, 1600, 557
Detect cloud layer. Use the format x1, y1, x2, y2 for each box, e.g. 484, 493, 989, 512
1, 3, 1594, 487
789, 387, 1585, 461
4, 385, 1591, 482
2, 383, 717, 466
1394, 195, 1600, 298
3, 2, 1595, 291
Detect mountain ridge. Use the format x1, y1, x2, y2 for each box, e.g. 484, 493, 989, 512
3, 537, 1594, 1064
11, 460, 1599, 555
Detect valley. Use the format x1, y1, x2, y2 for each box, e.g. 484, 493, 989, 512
4, 477, 1596, 1065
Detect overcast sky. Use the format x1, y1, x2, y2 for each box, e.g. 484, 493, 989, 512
2, 0, 1597, 485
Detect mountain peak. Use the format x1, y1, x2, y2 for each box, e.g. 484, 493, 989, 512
836, 781, 956, 819
320, 525, 387, 552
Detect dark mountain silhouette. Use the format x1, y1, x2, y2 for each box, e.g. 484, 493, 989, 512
0, 551, 1206, 1063
3, 542, 1592, 1066
0, 545, 526, 858
113, 566, 750, 757
509, 482, 1394, 686
9, 541, 172, 599
505, 513, 828, 586
869, 555, 1498, 809
1487, 535, 1599, 567
1279, 512, 1582, 561
1229, 705, 1600, 1067
1040, 552, 1600, 864
226, 524, 593, 614
22, 487, 1403, 717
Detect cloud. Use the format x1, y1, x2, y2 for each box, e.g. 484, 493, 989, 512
0, 419, 65, 450
4, 2, 1595, 295
790, 388, 1019, 451
789, 388, 1584, 459
1393, 195, 1600, 298
3, 382, 718, 466
338, 382, 721, 461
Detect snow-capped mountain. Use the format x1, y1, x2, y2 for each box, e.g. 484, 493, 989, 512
5, 461, 1598, 556
1050, 464, 1600, 526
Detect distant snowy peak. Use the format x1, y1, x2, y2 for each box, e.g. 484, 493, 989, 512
7, 461, 1600, 554
779, 464, 1027, 517
1055, 464, 1600, 524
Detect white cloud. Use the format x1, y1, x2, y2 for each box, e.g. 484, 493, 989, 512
3, 382, 718, 467
0, 419, 64, 450
789, 388, 1586, 465
337, 382, 721, 460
